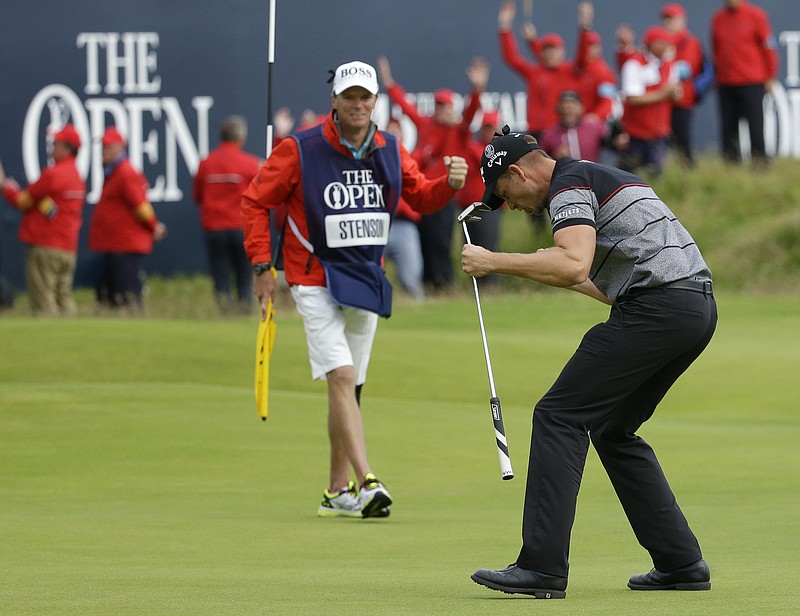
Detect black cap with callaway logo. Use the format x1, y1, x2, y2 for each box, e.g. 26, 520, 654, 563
480, 125, 541, 210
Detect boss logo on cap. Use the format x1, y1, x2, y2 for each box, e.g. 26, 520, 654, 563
341, 66, 374, 79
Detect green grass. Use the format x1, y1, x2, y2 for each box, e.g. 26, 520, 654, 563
650, 157, 800, 294
1, 292, 799, 615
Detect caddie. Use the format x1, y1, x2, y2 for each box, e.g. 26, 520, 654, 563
241, 60, 468, 518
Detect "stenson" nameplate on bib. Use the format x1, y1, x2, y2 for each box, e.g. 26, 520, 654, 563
325, 212, 390, 248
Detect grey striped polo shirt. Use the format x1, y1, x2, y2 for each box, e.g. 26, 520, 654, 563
547, 158, 711, 302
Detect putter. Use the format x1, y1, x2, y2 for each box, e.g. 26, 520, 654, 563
460, 203, 514, 480
457, 201, 491, 224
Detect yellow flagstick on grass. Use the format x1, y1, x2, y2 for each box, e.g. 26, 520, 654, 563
255, 269, 278, 421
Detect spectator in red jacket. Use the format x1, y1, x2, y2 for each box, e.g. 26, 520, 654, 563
89, 127, 167, 310
0, 124, 86, 315
661, 3, 706, 168
498, 0, 578, 136
618, 27, 683, 176
540, 90, 608, 163
377, 55, 484, 292
711, 0, 779, 165
512, 2, 617, 127
557, 2, 618, 124
193, 116, 262, 314
573, 30, 618, 124
615, 22, 639, 72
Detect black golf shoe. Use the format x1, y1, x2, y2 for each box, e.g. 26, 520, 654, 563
471, 564, 567, 599
628, 558, 711, 591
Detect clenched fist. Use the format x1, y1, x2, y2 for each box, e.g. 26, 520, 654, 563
444, 155, 468, 190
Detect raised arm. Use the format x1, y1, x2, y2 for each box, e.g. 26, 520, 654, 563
498, 1, 537, 77
461, 57, 490, 128
378, 55, 427, 128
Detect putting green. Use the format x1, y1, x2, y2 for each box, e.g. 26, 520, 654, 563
1, 292, 798, 614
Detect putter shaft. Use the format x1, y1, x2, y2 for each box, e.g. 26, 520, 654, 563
461, 217, 513, 480
462, 220, 497, 397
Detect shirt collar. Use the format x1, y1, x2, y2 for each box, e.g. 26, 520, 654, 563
103, 153, 127, 176
333, 112, 378, 160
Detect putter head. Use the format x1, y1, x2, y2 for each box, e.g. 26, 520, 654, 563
457, 202, 492, 223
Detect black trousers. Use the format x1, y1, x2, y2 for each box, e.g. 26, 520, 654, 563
718, 83, 767, 162
670, 106, 694, 166
517, 286, 717, 577
204, 229, 252, 304
418, 201, 455, 289
95, 252, 144, 307
616, 136, 669, 177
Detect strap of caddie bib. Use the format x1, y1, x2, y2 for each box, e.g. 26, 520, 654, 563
287, 215, 315, 253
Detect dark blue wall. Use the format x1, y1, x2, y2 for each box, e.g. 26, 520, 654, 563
1, 0, 797, 290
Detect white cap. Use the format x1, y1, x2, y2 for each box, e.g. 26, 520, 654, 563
331, 61, 379, 96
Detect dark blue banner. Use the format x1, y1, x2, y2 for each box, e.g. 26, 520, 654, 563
1, 1, 797, 290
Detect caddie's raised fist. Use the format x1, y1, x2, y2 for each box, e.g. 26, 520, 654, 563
444, 155, 468, 190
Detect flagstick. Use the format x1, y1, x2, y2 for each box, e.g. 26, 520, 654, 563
266, 0, 277, 158
255, 0, 278, 424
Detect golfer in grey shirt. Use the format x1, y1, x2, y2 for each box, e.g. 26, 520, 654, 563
463, 127, 716, 599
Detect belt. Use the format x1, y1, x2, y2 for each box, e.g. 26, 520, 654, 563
616, 278, 713, 306
663, 278, 713, 295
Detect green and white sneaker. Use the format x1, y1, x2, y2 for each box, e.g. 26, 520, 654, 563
359, 473, 392, 518
318, 481, 362, 518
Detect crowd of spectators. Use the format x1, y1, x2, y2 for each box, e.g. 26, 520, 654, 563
490, 0, 777, 175
370, 0, 778, 295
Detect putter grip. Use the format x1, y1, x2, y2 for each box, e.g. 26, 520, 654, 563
490, 396, 514, 480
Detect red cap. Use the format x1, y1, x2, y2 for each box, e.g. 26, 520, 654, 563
538, 33, 565, 49
53, 124, 81, 149
101, 127, 126, 146
660, 3, 686, 18
481, 110, 500, 127
434, 88, 454, 105
643, 26, 675, 47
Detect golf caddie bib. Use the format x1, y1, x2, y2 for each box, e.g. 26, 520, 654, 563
293, 126, 401, 317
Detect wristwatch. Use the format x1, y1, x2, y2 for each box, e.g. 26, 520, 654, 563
252, 261, 272, 276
